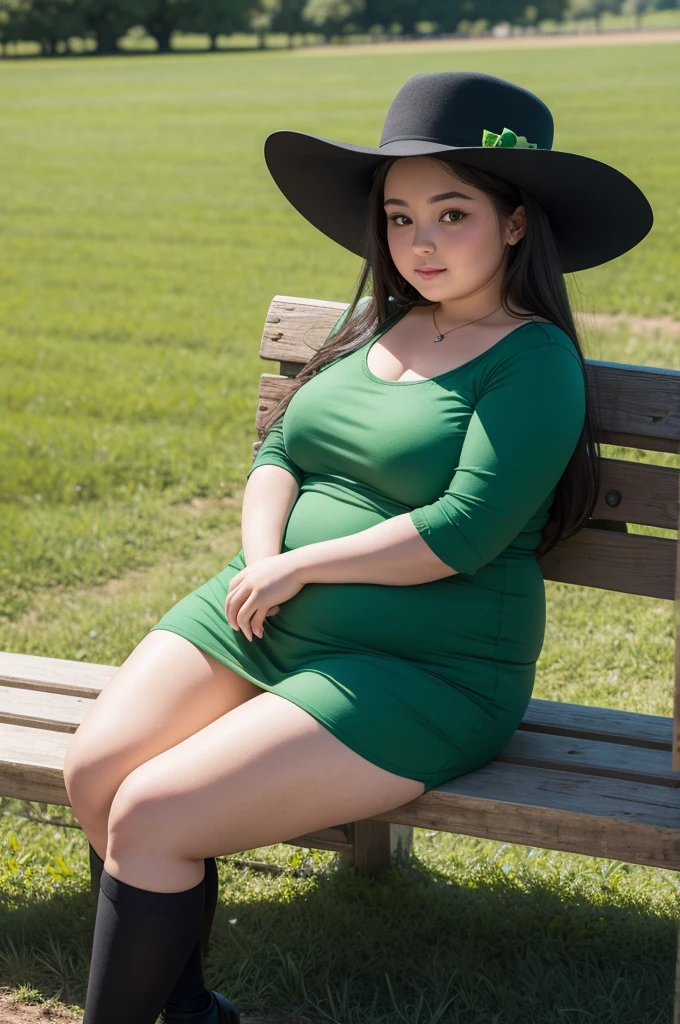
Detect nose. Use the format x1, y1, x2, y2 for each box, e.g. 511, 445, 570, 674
411, 229, 435, 255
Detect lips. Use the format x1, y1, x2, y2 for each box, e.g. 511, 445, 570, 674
415, 268, 445, 278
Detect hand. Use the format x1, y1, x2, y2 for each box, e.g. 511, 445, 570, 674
225, 553, 305, 641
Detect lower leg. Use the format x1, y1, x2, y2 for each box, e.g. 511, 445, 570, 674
83, 865, 207, 1024
88, 843, 221, 1017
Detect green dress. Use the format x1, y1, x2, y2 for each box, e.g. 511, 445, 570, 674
150, 299, 586, 793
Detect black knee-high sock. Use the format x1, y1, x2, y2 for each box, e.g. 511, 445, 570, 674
83, 867, 206, 1024
199, 856, 219, 959
161, 857, 219, 1018
87, 847, 219, 1017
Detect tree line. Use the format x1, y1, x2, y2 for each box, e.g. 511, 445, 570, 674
0, 0, 675, 56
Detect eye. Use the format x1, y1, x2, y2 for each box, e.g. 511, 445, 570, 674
442, 208, 466, 223
387, 209, 466, 226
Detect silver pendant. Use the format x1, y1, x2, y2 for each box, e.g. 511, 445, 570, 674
433, 334, 444, 343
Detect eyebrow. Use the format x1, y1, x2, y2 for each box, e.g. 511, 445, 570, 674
383, 190, 475, 207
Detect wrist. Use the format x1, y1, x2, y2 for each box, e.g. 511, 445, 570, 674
242, 542, 282, 563
281, 547, 315, 586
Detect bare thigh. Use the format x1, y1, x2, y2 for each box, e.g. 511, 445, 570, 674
107, 690, 427, 891
63, 629, 263, 849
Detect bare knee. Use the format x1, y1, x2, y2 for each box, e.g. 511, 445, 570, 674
105, 765, 174, 859
63, 730, 125, 827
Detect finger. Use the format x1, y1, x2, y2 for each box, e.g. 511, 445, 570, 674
224, 593, 236, 630
226, 584, 248, 631
250, 612, 266, 640
236, 594, 259, 642
265, 605, 280, 617
227, 572, 243, 594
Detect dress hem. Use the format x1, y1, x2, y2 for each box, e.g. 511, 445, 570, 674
148, 623, 449, 790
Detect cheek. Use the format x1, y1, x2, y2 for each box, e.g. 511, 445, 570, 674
444, 220, 500, 262
386, 226, 409, 259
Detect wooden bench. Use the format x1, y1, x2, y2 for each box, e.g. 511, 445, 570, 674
1, 294, 679, 1017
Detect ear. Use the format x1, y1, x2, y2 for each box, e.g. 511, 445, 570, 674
505, 204, 527, 245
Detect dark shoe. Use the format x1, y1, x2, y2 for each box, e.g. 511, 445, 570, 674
160, 990, 240, 1024
213, 991, 240, 1024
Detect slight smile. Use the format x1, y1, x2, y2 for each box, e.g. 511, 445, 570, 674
415, 268, 446, 280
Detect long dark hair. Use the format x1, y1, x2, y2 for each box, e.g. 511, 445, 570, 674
257, 156, 601, 561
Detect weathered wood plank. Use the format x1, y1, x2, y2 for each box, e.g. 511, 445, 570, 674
537, 528, 675, 600
2, 681, 675, 790
3, 717, 680, 870
590, 458, 678, 530
0, 685, 93, 732
520, 697, 672, 749
0, 723, 70, 804
282, 825, 354, 856
497, 730, 679, 786
370, 762, 680, 869
588, 360, 680, 455
0, 651, 117, 698
259, 296, 349, 364
0, 654, 673, 747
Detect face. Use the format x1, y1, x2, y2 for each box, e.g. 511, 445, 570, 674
383, 156, 526, 302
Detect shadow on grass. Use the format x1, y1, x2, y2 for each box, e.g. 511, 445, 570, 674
0, 850, 675, 1024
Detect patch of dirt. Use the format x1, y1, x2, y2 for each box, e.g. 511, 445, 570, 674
0, 989, 273, 1024
0, 990, 81, 1024
296, 26, 680, 56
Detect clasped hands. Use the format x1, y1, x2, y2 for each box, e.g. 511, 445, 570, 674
224, 552, 306, 642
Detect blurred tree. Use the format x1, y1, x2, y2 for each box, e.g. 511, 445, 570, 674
536, 0, 570, 25
303, 0, 363, 41
417, 0, 464, 32
570, 0, 626, 29
270, 0, 306, 45
134, 0, 194, 51
360, 0, 422, 33
630, 0, 654, 25
0, 0, 81, 53
247, 0, 277, 47
178, 0, 247, 49
77, 0, 139, 52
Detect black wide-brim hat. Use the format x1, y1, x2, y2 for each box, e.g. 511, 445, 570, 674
263, 70, 653, 274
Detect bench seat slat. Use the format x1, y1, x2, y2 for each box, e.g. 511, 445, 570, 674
0, 654, 673, 749
1, 684, 675, 789
0, 651, 116, 698
0, 652, 672, 747
497, 730, 678, 786
520, 697, 672, 748
0, 685, 93, 732
3, 718, 680, 868
0, 723, 71, 804
372, 762, 680, 869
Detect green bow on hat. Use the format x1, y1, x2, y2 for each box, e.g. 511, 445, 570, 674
482, 127, 537, 149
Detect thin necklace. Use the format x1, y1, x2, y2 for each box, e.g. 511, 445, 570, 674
432, 303, 503, 343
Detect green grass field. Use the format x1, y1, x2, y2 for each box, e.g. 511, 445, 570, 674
0, 40, 678, 1023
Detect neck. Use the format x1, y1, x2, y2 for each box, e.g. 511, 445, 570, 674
433, 299, 502, 327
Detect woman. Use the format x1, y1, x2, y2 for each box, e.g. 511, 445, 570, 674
63, 70, 653, 1024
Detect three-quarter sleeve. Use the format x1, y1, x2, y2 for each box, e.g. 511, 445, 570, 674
246, 418, 305, 487
409, 339, 587, 576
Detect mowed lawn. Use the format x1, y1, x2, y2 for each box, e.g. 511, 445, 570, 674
0, 41, 679, 1024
